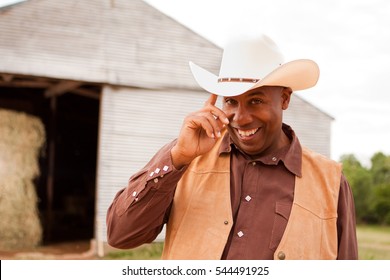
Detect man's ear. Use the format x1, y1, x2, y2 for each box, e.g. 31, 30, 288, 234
281, 87, 292, 110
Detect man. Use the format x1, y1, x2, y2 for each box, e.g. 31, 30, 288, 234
106, 34, 358, 260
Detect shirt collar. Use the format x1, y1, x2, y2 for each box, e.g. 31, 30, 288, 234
219, 123, 302, 177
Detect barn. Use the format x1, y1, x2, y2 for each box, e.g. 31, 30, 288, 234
0, 0, 333, 255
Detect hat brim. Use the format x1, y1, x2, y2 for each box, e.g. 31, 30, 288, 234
189, 59, 320, 97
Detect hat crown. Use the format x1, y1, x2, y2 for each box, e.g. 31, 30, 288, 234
218, 35, 285, 79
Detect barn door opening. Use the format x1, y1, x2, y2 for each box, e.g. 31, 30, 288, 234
0, 76, 101, 246
44, 92, 99, 243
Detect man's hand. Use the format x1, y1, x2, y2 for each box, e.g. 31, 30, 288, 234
171, 94, 229, 169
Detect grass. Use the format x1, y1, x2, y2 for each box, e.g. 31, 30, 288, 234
356, 224, 390, 260
104, 242, 164, 260
104, 225, 390, 260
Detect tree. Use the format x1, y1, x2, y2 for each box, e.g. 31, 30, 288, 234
340, 152, 390, 225
340, 154, 373, 223
370, 152, 390, 225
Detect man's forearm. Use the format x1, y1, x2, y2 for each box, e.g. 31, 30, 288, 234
106, 140, 187, 249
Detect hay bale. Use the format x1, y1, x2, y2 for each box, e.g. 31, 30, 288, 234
0, 108, 45, 250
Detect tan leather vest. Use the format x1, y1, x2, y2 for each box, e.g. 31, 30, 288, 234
162, 138, 341, 260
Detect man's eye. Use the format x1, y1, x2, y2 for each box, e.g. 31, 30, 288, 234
251, 98, 264, 104
225, 99, 237, 105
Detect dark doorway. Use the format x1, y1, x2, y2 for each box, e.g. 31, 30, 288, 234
0, 80, 100, 244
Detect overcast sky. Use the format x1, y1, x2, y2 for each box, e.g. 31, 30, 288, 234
143, 0, 390, 166
1, 0, 389, 166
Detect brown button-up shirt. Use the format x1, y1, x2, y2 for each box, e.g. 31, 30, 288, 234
106, 124, 358, 259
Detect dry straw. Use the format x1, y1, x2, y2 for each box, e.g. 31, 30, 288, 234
0, 108, 45, 250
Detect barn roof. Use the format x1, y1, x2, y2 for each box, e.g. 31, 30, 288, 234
0, 0, 222, 90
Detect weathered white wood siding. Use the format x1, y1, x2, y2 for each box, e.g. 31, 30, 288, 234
284, 94, 333, 157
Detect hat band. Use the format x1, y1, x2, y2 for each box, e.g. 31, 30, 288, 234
218, 77, 260, 83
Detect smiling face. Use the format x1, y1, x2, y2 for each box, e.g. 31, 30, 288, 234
222, 86, 292, 157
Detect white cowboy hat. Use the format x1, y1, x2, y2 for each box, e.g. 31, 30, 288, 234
189, 34, 320, 97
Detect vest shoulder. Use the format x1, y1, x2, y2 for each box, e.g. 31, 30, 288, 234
302, 146, 341, 170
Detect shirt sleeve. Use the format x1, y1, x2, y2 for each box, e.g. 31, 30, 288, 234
106, 139, 187, 249
337, 173, 359, 259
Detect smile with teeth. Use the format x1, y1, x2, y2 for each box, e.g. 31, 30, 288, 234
237, 128, 259, 138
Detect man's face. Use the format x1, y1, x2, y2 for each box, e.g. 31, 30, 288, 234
222, 86, 291, 157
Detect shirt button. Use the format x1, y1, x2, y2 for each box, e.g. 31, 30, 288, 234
277, 251, 286, 260
245, 195, 252, 202
237, 231, 244, 237
224, 221, 229, 225
153, 178, 159, 183
252, 162, 256, 166
272, 157, 277, 162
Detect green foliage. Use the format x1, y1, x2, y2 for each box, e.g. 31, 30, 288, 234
371, 152, 390, 185
340, 152, 390, 225
104, 243, 163, 260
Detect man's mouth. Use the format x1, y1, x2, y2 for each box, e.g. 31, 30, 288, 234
236, 128, 259, 138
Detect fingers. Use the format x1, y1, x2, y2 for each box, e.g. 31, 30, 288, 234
180, 94, 229, 142
201, 94, 229, 138
203, 112, 224, 139
188, 115, 218, 139
204, 94, 229, 125
205, 94, 218, 106
209, 108, 229, 125
189, 111, 226, 139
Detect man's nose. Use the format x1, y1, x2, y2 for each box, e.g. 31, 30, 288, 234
232, 105, 252, 125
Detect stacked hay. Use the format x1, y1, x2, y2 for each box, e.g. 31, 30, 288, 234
0, 108, 46, 250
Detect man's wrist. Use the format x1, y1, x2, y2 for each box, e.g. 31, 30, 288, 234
170, 145, 193, 170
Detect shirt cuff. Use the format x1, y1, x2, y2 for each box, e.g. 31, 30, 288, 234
129, 141, 187, 202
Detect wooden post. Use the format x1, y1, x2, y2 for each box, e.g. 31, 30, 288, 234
46, 96, 57, 242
